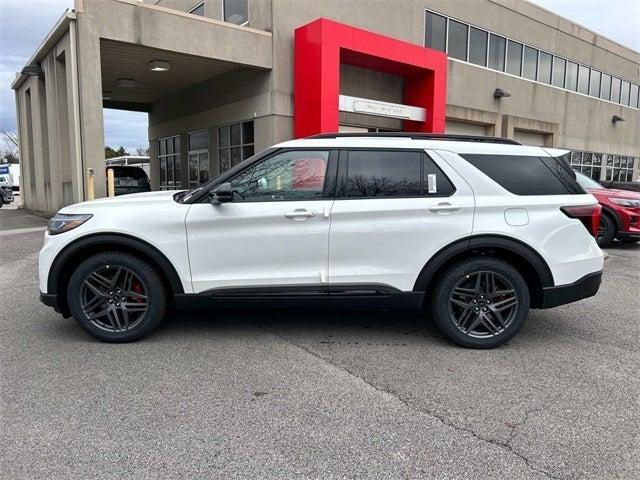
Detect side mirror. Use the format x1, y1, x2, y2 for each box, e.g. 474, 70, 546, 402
210, 182, 233, 205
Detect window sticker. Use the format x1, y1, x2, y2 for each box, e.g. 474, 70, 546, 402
427, 174, 437, 193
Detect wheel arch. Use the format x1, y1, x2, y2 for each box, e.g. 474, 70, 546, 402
600, 205, 622, 232
48, 233, 185, 316
413, 235, 554, 308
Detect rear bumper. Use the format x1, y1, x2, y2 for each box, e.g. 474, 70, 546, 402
539, 271, 602, 309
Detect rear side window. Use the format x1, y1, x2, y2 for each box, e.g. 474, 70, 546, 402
461, 154, 581, 195
339, 150, 455, 199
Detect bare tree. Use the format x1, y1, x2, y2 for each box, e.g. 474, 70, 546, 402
0, 129, 20, 164
135, 146, 150, 156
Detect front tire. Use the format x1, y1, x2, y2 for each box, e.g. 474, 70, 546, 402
430, 257, 530, 348
67, 252, 167, 342
596, 214, 616, 248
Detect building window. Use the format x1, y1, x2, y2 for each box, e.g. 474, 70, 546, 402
468, 27, 488, 67
600, 73, 612, 100
218, 120, 254, 173
506, 40, 522, 76
423, 9, 639, 110
570, 151, 602, 181
158, 136, 181, 190
188, 130, 209, 188
630, 84, 639, 109
565, 61, 578, 91
610, 77, 621, 103
188, 1, 205, 16
577, 65, 590, 95
447, 19, 468, 61
606, 156, 636, 182
620, 81, 631, 106
425, 11, 447, 52
538, 51, 552, 84
589, 70, 601, 97
223, 0, 248, 25
488, 34, 506, 71
552, 57, 566, 88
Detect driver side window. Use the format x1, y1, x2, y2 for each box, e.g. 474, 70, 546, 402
229, 150, 329, 202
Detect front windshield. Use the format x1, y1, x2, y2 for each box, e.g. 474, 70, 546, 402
574, 170, 603, 189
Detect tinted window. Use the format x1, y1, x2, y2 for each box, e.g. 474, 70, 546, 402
461, 154, 572, 195
565, 61, 578, 91
469, 27, 488, 66
230, 150, 328, 202
577, 65, 590, 94
343, 151, 421, 198
538, 52, 552, 84
448, 20, 468, 60
522, 46, 538, 80
506, 40, 522, 76
488, 34, 506, 71
189, 2, 204, 16
339, 151, 455, 199
425, 12, 447, 52
552, 57, 565, 88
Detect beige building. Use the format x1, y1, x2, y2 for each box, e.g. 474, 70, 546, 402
11, 0, 640, 215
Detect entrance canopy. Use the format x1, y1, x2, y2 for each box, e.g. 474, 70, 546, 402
294, 18, 448, 138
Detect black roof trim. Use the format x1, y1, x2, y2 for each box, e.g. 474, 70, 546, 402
306, 132, 521, 145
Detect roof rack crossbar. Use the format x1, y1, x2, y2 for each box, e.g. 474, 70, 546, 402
306, 132, 521, 145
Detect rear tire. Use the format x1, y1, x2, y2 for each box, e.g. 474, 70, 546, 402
429, 257, 530, 349
67, 251, 167, 342
596, 214, 616, 248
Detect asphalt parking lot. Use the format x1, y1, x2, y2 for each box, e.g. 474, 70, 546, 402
1, 208, 639, 479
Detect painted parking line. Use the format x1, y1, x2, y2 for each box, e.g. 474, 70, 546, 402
0, 226, 46, 237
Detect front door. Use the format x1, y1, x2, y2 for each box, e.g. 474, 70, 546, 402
328, 148, 475, 292
185, 149, 335, 293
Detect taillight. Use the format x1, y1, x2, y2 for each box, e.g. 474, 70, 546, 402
561, 204, 602, 237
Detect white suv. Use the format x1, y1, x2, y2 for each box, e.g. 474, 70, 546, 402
39, 134, 604, 348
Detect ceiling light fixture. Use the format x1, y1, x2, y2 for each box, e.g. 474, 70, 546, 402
117, 78, 136, 88
149, 60, 170, 72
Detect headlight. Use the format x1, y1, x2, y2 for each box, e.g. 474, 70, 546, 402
47, 213, 93, 235
610, 198, 640, 208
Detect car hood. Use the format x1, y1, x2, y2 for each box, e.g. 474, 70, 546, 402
58, 190, 184, 213
588, 187, 640, 199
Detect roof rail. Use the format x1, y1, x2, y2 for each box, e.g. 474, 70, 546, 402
306, 132, 522, 145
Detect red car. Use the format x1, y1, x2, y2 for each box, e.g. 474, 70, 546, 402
575, 171, 640, 248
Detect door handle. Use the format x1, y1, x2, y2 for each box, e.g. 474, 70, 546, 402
284, 209, 317, 220
428, 202, 461, 213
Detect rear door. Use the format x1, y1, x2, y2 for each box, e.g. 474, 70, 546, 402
328, 148, 475, 292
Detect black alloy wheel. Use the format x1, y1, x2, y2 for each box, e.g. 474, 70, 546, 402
67, 252, 167, 342
79, 265, 149, 333
430, 257, 530, 348
448, 271, 519, 338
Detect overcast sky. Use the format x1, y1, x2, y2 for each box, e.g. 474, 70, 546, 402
1, 0, 638, 152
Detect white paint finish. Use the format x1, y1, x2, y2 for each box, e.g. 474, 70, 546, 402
328, 152, 475, 291
435, 149, 604, 285
185, 200, 333, 292
504, 208, 529, 226
338, 95, 426, 121
39, 190, 192, 293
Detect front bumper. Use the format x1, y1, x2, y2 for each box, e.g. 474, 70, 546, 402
539, 271, 602, 309
40, 291, 63, 314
